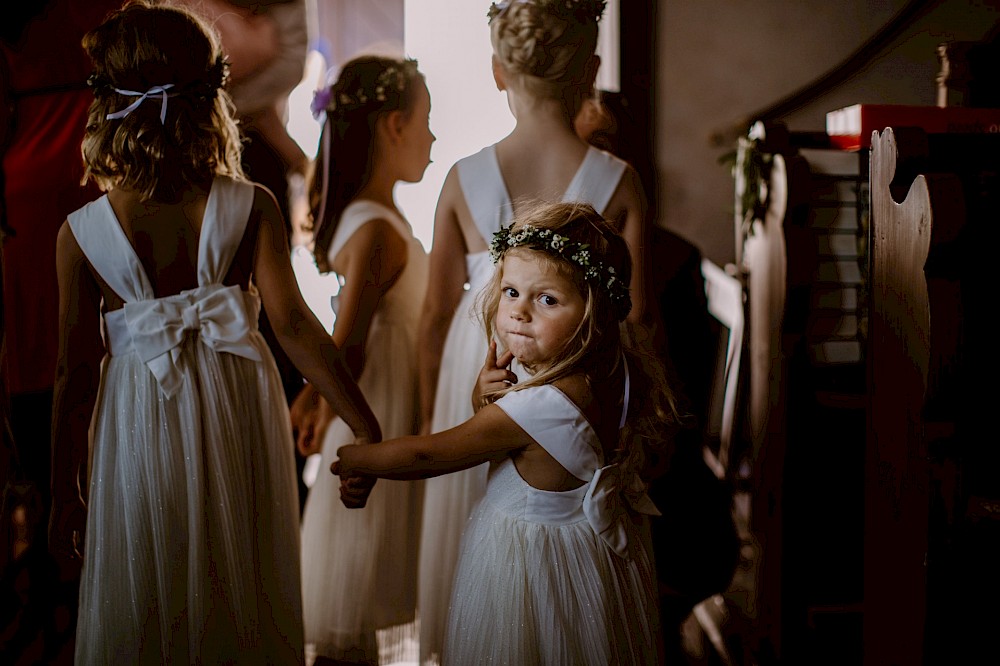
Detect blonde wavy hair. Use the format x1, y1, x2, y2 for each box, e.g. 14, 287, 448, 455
80, 0, 244, 201
479, 201, 681, 477
489, 0, 603, 116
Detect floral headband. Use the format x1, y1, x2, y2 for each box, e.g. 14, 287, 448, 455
490, 223, 631, 321
311, 58, 420, 121
87, 56, 230, 125
487, 0, 607, 23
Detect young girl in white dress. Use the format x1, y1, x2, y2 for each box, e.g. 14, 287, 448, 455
335, 202, 676, 665
416, 2, 657, 661
48, 2, 381, 663
292, 55, 433, 665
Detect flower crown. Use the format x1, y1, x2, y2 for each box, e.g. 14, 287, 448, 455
490, 223, 631, 320
311, 58, 419, 120
87, 55, 230, 102
487, 0, 607, 23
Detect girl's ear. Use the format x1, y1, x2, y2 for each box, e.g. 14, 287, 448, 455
583, 54, 600, 92
381, 109, 406, 145
492, 55, 507, 91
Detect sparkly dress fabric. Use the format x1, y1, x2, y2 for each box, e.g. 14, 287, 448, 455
299, 200, 428, 662
419, 144, 628, 663
444, 384, 661, 665
68, 177, 304, 664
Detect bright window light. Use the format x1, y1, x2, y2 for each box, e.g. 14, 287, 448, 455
398, 1, 515, 251
286, 49, 328, 161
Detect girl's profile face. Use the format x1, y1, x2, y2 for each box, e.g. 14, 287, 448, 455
495, 250, 585, 369
397, 78, 435, 183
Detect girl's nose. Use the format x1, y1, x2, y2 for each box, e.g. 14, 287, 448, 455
510, 304, 527, 321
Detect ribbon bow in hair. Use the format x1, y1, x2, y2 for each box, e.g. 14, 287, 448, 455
123, 284, 262, 397
582, 463, 660, 558
106, 84, 175, 124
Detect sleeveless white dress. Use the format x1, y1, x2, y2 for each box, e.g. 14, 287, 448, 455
299, 200, 427, 663
419, 144, 628, 664
68, 177, 304, 664
444, 379, 661, 665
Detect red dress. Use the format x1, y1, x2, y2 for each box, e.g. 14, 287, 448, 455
1, 1, 115, 395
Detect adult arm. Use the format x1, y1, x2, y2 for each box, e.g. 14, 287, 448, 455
416, 166, 469, 432
48, 221, 104, 571
252, 185, 381, 443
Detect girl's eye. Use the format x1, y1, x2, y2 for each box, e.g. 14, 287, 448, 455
502, 287, 518, 298
539, 294, 558, 306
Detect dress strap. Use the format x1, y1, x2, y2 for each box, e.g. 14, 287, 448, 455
494, 385, 601, 482
619, 354, 630, 430
326, 199, 409, 267
67, 196, 154, 303
562, 146, 627, 214
456, 144, 514, 245
197, 177, 254, 287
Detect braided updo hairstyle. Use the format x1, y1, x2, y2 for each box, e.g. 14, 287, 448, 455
81, 0, 244, 202
488, 0, 606, 115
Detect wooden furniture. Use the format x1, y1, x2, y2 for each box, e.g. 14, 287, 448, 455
866, 127, 1000, 665
730, 122, 869, 664
731, 121, 1000, 664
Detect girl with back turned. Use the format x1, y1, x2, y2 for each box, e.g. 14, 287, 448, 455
416, 2, 656, 661
49, 2, 379, 661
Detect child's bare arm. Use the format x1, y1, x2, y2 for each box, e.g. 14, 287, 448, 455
417, 168, 469, 431
49, 222, 105, 570
327, 218, 407, 379
333, 404, 532, 481
251, 186, 381, 442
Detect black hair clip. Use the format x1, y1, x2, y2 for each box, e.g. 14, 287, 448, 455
87, 72, 110, 90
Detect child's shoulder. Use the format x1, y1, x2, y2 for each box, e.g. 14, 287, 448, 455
549, 373, 595, 414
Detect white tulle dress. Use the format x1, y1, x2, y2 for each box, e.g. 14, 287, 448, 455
444, 378, 661, 665
419, 144, 628, 663
299, 200, 427, 663
68, 177, 304, 664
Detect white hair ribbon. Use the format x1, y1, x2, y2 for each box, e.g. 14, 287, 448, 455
495, 0, 529, 14
106, 84, 175, 124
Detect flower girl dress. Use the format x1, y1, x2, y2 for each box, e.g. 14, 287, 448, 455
69, 176, 303, 663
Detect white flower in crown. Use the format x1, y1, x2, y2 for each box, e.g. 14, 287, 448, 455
489, 223, 630, 319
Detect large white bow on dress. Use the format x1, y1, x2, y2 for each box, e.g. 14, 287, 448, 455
583, 463, 660, 558
124, 284, 262, 397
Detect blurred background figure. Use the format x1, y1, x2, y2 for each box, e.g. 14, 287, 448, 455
1, 2, 123, 662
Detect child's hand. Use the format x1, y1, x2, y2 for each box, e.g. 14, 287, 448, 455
339, 474, 376, 509
472, 339, 516, 412
331, 440, 377, 508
